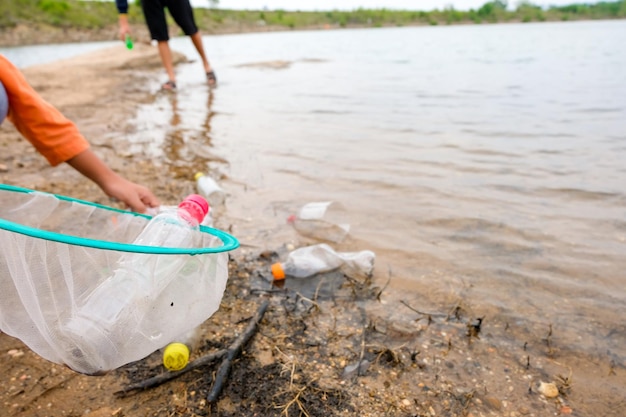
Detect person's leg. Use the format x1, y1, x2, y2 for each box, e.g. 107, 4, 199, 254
141, 0, 176, 88
167, 0, 216, 85
190, 32, 211, 73
157, 41, 176, 88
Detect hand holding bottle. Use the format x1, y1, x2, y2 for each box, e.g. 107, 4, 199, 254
125, 34, 133, 50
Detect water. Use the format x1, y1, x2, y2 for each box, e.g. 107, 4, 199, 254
0, 40, 117, 68
3, 20, 625, 381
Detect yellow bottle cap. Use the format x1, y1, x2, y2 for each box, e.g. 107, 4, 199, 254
163, 342, 190, 371
271, 262, 285, 280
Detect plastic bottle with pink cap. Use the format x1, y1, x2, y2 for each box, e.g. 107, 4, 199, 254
132, 194, 209, 251
62, 195, 210, 375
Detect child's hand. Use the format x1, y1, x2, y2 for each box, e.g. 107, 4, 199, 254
104, 177, 160, 213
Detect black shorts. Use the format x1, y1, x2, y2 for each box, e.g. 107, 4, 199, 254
141, 0, 198, 41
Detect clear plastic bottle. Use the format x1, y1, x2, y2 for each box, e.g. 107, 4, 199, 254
288, 201, 350, 243
62, 195, 209, 374
131, 194, 208, 253
195, 172, 225, 207
147, 203, 214, 227
271, 243, 375, 280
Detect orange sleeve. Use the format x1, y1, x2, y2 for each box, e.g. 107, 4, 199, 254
0, 55, 89, 167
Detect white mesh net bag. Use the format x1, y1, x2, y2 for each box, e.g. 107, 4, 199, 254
0, 184, 239, 375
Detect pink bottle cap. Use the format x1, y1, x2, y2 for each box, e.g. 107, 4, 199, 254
179, 194, 209, 224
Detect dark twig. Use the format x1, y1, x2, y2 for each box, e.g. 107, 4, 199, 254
544, 323, 553, 353
376, 265, 393, 302
400, 300, 446, 324
357, 307, 368, 377
114, 299, 270, 398
466, 316, 484, 339
207, 299, 270, 403
446, 301, 464, 322
114, 349, 227, 396
357, 328, 367, 377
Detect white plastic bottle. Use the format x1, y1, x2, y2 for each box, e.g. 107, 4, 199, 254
271, 243, 375, 280
62, 195, 209, 374
195, 172, 225, 207
288, 201, 350, 243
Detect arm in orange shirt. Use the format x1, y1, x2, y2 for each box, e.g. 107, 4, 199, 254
0, 54, 159, 213
0, 54, 89, 166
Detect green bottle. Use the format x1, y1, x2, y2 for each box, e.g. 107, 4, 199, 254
125, 34, 133, 50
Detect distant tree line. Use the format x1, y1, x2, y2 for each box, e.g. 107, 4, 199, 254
1, 0, 625, 34
194, 0, 626, 30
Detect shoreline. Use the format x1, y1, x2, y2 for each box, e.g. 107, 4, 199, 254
1, 17, 622, 48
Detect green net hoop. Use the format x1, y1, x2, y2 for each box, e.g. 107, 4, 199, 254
0, 183, 239, 254
0, 183, 237, 374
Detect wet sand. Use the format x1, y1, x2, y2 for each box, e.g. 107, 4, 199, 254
0, 44, 623, 416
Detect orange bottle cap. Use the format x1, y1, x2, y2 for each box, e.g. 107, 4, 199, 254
271, 262, 285, 280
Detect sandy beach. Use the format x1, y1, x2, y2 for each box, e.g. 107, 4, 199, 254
1, 43, 623, 417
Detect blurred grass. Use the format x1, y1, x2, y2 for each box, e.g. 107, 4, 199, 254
0, 0, 625, 35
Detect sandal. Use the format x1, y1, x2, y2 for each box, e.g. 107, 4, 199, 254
206, 70, 217, 87
161, 80, 177, 91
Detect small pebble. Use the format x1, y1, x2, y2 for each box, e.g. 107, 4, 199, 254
538, 381, 559, 398
8, 349, 24, 358
484, 396, 502, 410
